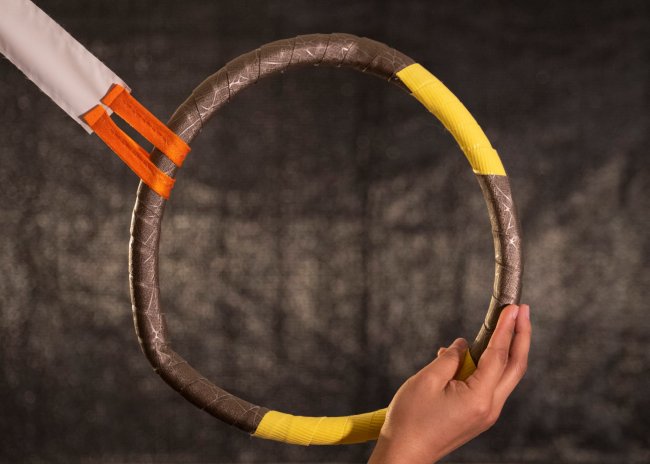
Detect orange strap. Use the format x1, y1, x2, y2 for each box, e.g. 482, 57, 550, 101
101, 85, 190, 167
83, 105, 175, 199
82, 85, 191, 199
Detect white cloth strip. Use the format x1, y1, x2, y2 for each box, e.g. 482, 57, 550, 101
0, 0, 128, 132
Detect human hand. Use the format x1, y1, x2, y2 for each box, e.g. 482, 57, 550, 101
368, 304, 531, 464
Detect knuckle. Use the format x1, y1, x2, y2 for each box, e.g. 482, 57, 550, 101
486, 346, 509, 365
486, 410, 500, 428
472, 401, 499, 430
419, 366, 445, 385
472, 399, 491, 420
419, 369, 437, 384
515, 359, 528, 378
518, 326, 532, 339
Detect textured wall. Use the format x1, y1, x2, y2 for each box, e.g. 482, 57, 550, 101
0, 0, 648, 462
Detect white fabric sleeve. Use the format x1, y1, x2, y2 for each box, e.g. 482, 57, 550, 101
0, 0, 128, 133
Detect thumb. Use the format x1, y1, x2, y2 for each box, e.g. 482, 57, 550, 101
426, 338, 468, 383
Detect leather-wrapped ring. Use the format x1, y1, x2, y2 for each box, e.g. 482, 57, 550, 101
129, 33, 523, 446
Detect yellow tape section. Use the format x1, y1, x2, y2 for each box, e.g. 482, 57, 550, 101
396, 63, 506, 176
456, 350, 477, 381
254, 352, 476, 445
253, 408, 387, 445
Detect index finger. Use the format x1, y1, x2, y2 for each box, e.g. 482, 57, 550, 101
466, 304, 519, 391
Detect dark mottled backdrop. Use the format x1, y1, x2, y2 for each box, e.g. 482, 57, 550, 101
0, 0, 648, 463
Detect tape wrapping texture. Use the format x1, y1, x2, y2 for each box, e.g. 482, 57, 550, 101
470, 174, 523, 359
129, 33, 522, 441
131, 33, 414, 435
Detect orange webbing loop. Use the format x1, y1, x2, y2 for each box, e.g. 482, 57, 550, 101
101, 85, 190, 167
83, 105, 175, 199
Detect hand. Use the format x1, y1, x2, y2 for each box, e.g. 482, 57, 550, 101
368, 304, 531, 464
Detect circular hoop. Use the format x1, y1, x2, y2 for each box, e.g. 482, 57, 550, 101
129, 33, 522, 446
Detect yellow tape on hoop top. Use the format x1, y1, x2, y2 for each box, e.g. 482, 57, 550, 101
396, 63, 506, 176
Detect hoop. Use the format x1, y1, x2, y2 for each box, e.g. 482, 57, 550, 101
129, 33, 522, 446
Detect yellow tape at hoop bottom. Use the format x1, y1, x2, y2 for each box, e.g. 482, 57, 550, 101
253, 408, 387, 445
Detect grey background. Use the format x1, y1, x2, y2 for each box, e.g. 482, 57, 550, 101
0, 0, 648, 462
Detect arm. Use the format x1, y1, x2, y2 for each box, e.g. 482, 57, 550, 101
368, 304, 531, 463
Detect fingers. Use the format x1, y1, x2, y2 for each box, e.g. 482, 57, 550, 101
425, 338, 468, 385
494, 304, 531, 403
467, 305, 519, 391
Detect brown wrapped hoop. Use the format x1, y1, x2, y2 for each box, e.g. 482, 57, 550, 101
129, 33, 522, 445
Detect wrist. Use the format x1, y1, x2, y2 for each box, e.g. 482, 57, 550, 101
369, 434, 441, 464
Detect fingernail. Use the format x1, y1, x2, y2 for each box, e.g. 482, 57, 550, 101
453, 338, 468, 349
522, 304, 530, 320
511, 305, 520, 320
